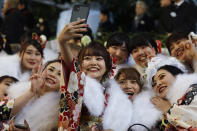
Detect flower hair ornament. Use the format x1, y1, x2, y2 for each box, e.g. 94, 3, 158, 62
32, 33, 47, 48
146, 55, 187, 88
81, 35, 92, 47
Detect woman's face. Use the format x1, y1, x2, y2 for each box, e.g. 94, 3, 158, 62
43, 62, 61, 91
153, 69, 175, 98
135, 3, 146, 16
21, 45, 42, 71
170, 39, 192, 62
118, 73, 141, 100
81, 56, 106, 81
132, 45, 156, 67
107, 43, 129, 65
0, 78, 16, 100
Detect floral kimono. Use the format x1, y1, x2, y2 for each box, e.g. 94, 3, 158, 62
165, 74, 197, 130
58, 59, 103, 131
0, 98, 15, 131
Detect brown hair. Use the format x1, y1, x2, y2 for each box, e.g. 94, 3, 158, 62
78, 41, 112, 82
19, 39, 44, 57
115, 67, 142, 89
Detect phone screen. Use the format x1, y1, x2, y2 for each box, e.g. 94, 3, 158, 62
70, 4, 90, 23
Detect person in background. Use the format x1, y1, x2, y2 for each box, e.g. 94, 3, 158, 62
1, 0, 24, 54
129, 33, 158, 82
166, 0, 197, 34
106, 32, 134, 76
157, 0, 172, 33
166, 32, 197, 72
160, 0, 172, 7
97, 7, 115, 39
131, 0, 154, 33
17, 0, 34, 31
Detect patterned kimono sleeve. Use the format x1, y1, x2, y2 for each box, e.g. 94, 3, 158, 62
167, 84, 197, 129
0, 98, 15, 121
58, 58, 86, 131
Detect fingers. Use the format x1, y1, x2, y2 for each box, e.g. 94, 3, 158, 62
151, 96, 161, 105
37, 63, 42, 75
8, 120, 15, 131
71, 19, 86, 26
24, 120, 30, 130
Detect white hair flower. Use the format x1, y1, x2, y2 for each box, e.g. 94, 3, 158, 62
81, 35, 91, 47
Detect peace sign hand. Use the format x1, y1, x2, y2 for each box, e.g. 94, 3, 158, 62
30, 63, 46, 96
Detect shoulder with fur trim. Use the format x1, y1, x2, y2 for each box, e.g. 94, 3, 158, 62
102, 79, 133, 131
83, 76, 105, 116
14, 91, 59, 131
167, 73, 197, 104
131, 90, 162, 130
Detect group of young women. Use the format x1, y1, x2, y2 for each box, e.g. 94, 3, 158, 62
0, 18, 197, 131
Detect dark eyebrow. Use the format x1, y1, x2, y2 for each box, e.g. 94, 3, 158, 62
49, 66, 55, 69
26, 49, 33, 52
158, 73, 165, 78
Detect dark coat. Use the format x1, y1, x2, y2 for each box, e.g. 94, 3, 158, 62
1, 8, 24, 44
159, 2, 197, 33
131, 14, 154, 33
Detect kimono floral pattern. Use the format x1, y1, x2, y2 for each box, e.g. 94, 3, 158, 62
0, 98, 15, 131
58, 59, 86, 131
166, 84, 197, 130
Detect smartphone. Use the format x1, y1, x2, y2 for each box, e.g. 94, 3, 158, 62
14, 124, 28, 129
70, 4, 90, 23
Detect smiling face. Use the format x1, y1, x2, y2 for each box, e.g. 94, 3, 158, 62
153, 69, 175, 98
117, 73, 140, 100
132, 45, 156, 67
81, 56, 106, 81
170, 39, 192, 62
0, 78, 16, 100
107, 43, 129, 65
20, 45, 42, 71
43, 62, 61, 91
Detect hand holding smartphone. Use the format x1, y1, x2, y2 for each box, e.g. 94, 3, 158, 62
70, 4, 90, 23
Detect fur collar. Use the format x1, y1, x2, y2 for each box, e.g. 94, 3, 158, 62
8, 81, 31, 98
0, 54, 30, 81
83, 76, 105, 116
102, 79, 133, 131
166, 73, 197, 104
8, 81, 59, 131
131, 90, 162, 131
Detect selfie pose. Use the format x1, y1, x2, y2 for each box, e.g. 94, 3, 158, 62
58, 19, 133, 131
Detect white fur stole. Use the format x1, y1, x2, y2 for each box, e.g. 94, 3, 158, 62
131, 90, 162, 131
167, 73, 197, 104
0, 54, 30, 81
8, 81, 59, 131
83, 76, 105, 116
102, 79, 133, 131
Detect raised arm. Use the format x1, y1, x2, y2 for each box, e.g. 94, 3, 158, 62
58, 19, 88, 69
